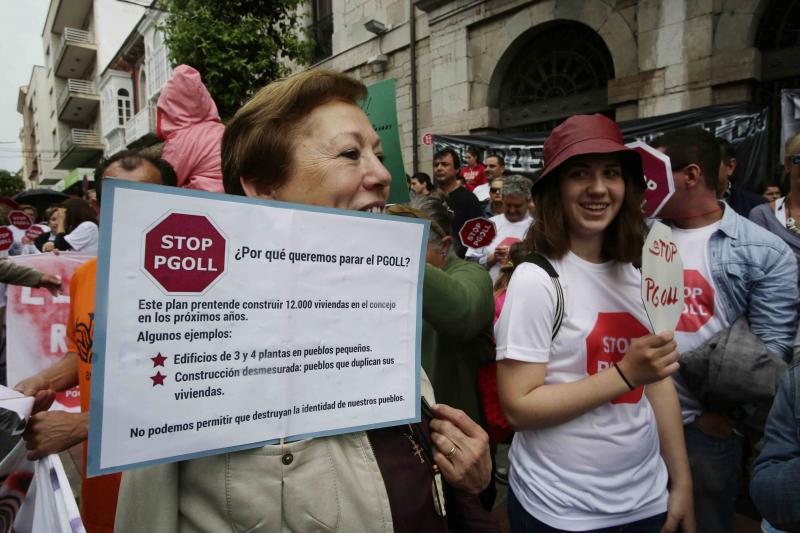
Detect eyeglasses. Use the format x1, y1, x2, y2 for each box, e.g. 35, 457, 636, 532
490, 188, 502, 193
791, 154, 800, 165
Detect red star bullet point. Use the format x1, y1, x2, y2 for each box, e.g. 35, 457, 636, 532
150, 371, 166, 386
151, 353, 167, 367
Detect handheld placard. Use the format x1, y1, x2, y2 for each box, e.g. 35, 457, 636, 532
641, 221, 684, 333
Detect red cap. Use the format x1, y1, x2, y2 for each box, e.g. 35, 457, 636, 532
536, 114, 642, 187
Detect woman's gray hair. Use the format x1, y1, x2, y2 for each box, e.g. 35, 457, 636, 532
409, 193, 453, 238
502, 174, 533, 199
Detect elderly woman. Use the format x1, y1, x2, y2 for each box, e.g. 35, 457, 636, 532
115, 69, 495, 533
466, 175, 533, 282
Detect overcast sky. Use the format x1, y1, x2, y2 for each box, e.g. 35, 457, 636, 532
0, 0, 50, 172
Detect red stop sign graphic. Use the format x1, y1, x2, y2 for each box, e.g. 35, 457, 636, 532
8, 210, 32, 230
676, 269, 715, 332
586, 312, 650, 404
626, 141, 675, 218
143, 213, 227, 294
25, 225, 44, 241
422, 133, 433, 146
459, 217, 496, 249
0, 227, 13, 251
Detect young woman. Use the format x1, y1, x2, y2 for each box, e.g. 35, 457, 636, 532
460, 146, 487, 191
42, 199, 98, 254
495, 114, 694, 533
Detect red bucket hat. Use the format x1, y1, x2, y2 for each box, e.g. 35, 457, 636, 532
535, 114, 643, 188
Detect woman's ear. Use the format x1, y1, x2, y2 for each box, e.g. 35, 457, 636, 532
440, 235, 452, 256
240, 176, 276, 199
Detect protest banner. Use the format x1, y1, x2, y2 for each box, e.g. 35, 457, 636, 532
641, 221, 684, 333
361, 79, 410, 204
433, 103, 769, 193
88, 180, 428, 477
5, 254, 94, 412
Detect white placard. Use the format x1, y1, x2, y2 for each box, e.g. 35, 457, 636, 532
641, 221, 684, 333
88, 180, 428, 476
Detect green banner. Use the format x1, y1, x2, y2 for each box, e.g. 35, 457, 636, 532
361, 79, 409, 204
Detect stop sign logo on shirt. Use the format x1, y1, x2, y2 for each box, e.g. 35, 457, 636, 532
143, 212, 227, 294
586, 312, 650, 404
676, 269, 715, 332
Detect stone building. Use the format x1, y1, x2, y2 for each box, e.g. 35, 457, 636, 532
308, 0, 799, 175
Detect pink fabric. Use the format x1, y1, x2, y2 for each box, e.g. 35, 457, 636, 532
494, 290, 506, 324
157, 65, 225, 193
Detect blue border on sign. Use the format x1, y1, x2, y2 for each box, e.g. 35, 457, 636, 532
87, 179, 429, 477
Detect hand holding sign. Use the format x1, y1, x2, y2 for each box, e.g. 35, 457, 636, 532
641, 221, 685, 333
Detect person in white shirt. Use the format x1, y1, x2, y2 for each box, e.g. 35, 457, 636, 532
466, 175, 533, 282
496, 114, 694, 533
42, 198, 98, 255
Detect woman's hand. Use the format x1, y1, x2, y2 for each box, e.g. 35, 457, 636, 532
55, 208, 66, 234
428, 403, 491, 494
617, 331, 679, 387
662, 482, 695, 533
42, 242, 55, 253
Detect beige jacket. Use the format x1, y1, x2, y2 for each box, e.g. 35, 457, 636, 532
115, 373, 436, 533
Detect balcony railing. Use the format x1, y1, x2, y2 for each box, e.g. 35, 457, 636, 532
57, 78, 98, 113
55, 27, 94, 62
61, 128, 101, 155
125, 104, 156, 145
106, 129, 126, 156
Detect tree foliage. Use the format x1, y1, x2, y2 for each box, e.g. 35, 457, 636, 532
158, 0, 313, 120
0, 170, 25, 197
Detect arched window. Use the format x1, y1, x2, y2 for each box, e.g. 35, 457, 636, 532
117, 88, 132, 125
490, 22, 615, 132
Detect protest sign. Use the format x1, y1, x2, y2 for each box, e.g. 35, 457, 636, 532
5, 254, 93, 412
626, 141, 675, 218
88, 180, 428, 477
641, 221, 684, 333
24, 226, 43, 242
8, 212, 32, 231
0, 228, 12, 252
459, 218, 496, 249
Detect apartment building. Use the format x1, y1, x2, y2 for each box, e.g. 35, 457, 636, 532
17, 0, 145, 187
99, 8, 172, 157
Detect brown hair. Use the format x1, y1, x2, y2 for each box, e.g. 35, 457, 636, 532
62, 198, 98, 233
221, 69, 367, 196
525, 154, 644, 263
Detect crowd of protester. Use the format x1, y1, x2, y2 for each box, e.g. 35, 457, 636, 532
2, 64, 800, 533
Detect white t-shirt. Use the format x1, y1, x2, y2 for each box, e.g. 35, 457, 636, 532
64, 221, 98, 255
669, 220, 730, 424
465, 213, 531, 282
495, 252, 668, 531
472, 183, 490, 202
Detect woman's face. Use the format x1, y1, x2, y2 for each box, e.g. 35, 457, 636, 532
763, 186, 781, 202
409, 178, 427, 195
559, 154, 625, 241
464, 152, 477, 167
249, 100, 390, 211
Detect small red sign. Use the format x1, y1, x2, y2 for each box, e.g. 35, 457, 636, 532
626, 141, 675, 218
422, 133, 433, 146
459, 217, 496, 249
143, 213, 227, 294
676, 269, 715, 332
0, 227, 13, 251
25, 225, 44, 241
586, 312, 650, 404
8, 210, 32, 230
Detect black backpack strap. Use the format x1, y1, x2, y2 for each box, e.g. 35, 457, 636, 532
521, 253, 564, 341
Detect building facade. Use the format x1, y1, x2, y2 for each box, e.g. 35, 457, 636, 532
309, 0, 800, 176
99, 8, 172, 157
17, 0, 145, 187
